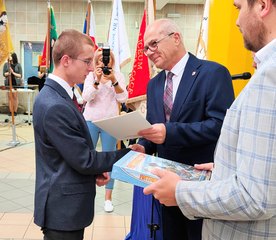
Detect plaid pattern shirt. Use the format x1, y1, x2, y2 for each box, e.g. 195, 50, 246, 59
176, 39, 276, 240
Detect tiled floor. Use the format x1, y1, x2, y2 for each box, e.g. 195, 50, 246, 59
0, 114, 133, 240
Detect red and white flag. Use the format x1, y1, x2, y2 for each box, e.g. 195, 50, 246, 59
128, 9, 150, 98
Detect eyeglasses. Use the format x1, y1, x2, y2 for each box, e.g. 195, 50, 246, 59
143, 32, 175, 56
74, 58, 93, 67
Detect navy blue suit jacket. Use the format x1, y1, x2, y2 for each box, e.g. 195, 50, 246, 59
140, 53, 234, 165
33, 78, 129, 231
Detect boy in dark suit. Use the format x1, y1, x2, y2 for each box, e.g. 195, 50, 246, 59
33, 29, 130, 240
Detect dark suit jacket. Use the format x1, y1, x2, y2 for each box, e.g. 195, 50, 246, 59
139, 53, 235, 239
140, 53, 234, 165
33, 78, 129, 231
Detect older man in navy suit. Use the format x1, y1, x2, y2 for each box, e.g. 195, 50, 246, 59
33, 29, 130, 240
129, 19, 235, 240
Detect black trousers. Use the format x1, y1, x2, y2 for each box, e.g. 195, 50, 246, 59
42, 228, 84, 240
162, 206, 203, 240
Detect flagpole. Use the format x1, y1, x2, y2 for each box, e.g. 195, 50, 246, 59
196, 0, 208, 59
86, 0, 91, 35
45, 0, 51, 76
7, 58, 20, 146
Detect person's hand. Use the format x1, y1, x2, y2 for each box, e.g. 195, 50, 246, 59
194, 162, 214, 171
96, 172, 110, 186
143, 168, 181, 206
94, 65, 103, 80
102, 68, 115, 83
9, 67, 14, 74
129, 144, 145, 153
138, 123, 166, 144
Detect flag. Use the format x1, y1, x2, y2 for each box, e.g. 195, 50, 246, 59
196, 0, 209, 60
108, 0, 131, 71
0, 0, 13, 66
41, 4, 58, 73
83, 1, 97, 49
128, 10, 150, 99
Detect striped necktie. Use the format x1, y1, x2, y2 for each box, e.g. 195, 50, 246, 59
163, 72, 174, 122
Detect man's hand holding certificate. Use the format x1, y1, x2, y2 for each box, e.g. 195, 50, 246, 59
137, 123, 166, 144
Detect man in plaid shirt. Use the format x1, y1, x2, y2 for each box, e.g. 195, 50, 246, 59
144, 0, 276, 239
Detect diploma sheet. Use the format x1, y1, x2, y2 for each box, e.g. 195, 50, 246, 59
93, 111, 151, 140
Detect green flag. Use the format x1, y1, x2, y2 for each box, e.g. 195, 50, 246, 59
40, 5, 58, 73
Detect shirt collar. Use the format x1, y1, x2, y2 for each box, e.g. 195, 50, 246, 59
255, 39, 276, 68
48, 73, 74, 99
166, 52, 189, 77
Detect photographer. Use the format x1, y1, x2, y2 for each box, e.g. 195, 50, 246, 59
82, 47, 128, 212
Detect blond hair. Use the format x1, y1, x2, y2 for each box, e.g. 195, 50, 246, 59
53, 29, 94, 66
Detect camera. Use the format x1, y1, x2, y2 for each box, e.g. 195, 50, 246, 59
102, 47, 111, 75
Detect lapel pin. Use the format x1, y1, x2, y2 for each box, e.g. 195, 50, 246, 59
192, 71, 196, 76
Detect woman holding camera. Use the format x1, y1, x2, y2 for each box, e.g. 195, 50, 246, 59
82, 48, 128, 212
3, 52, 22, 116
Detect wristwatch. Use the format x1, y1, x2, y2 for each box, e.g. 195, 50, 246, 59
112, 81, 119, 87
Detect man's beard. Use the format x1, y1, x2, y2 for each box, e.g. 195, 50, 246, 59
243, 20, 266, 52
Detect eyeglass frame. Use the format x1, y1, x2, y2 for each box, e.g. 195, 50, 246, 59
143, 32, 175, 56
57, 55, 93, 67
73, 58, 93, 67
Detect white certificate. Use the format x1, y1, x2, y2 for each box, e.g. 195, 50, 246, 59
93, 111, 151, 140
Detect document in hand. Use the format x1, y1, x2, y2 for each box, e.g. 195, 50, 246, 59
111, 151, 211, 188
93, 111, 151, 140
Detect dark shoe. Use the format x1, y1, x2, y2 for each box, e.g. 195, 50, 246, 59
14, 112, 17, 116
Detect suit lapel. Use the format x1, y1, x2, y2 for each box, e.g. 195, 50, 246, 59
170, 53, 201, 121
46, 78, 79, 110
156, 71, 167, 121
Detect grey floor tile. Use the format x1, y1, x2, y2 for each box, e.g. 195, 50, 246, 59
6, 173, 33, 180
0, 189, 30, 201
9, 194, 34, 208
0, 179, 34, 189
0, 200, 23, 212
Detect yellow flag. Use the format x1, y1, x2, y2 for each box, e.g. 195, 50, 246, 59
0, 0, 14, 66
206, 0, 254, 97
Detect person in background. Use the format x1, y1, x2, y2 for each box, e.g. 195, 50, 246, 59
37, 65, 46, 91
127, 18, 234, 240
33, 29, 130, 240
3, 52, 22, 116
143, 0, 276, 239
82, 48, 128, 213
